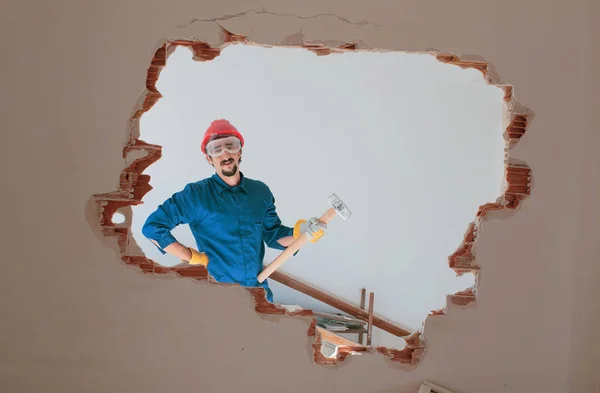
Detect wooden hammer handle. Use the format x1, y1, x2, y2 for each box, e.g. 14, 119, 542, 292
257, 207, 338, 283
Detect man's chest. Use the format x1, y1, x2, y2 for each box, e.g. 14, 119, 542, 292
203, 191, 267, 222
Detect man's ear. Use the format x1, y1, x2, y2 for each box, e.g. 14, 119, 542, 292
205, 154, 214, 167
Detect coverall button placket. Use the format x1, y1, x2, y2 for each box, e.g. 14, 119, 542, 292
234, 188, 248, 281
242, 191, 255, 283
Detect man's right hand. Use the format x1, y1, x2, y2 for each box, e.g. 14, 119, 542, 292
186, 248, 209, 266
159, 241, 209, 266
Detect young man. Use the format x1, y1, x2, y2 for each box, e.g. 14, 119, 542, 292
142, 119, 326, 302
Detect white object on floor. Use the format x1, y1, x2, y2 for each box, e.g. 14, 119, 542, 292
417, 381, 455, 393
280, 304, 304, 313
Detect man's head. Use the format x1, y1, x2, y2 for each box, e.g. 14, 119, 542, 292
201, 119, 244, 178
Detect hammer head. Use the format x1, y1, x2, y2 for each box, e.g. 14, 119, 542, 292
328, 193, 352, 220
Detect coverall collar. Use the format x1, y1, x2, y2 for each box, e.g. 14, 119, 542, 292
211, 171, 248, 194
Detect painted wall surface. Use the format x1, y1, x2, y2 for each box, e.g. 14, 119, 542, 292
130, 44, 505, 345
0, 1, 598, 393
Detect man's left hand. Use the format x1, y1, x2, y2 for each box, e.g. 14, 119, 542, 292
294, 217, 327, 243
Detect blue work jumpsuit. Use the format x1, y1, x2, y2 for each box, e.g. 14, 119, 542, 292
142, 172, 293, 302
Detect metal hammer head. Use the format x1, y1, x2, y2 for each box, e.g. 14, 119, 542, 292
328, 193, 352, 220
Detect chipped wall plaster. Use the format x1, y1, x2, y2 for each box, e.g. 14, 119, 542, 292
0, 1, 598, 393
91, 32, 531, 361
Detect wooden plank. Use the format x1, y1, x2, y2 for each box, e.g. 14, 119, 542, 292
316, 327, 361, 347
269, 270, 411, 337
367, 292, 374, 346
421, 381, 455, 393
359, 288, 366, 344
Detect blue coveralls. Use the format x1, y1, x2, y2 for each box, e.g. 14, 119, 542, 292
141, 172, 293, 302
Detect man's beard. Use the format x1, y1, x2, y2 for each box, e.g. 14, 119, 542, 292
220, 158, 238, 177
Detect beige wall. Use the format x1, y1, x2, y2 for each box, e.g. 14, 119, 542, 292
0, 1, 598, 392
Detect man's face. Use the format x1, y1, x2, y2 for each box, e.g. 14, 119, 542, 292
205, 136, 242, 177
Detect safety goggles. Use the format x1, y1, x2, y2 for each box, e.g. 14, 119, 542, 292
205, 136, 242, 157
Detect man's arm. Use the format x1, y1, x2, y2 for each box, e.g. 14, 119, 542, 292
276, 236, 295, 247
261, 192, 294, 251
150, 239, 193, 261
142, 184, 200, 260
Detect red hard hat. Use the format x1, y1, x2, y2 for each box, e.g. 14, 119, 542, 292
201, 119, 245, 154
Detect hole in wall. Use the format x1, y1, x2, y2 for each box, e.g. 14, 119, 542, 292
89, 32, 532, 366
112, 212, 126, 224
133, 43, 504, 347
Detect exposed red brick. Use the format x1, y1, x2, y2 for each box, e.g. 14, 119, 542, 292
429, 309, 445, 316
301, 42, 357, 56
308, 320, 317, 336
130, 175, 153, 201
154, 266, 171, 274
247, 287, 287, 314
123, 140, 162, 172
507, 115, 528, 140
114, 228, 129, 253
505, 165, 531, 208
132, 44, 167, 119
122, 255, 155, 272
436, 54, 489, 79
377, 331, 424, 365
171, 40, 223, 61
449, 288, 476, 306
448, 222, 477, 274
170, 265, 208, 279
502, 85, 514, 103
338, 42, 357, 50
221, 27, 248, 43
245, 288, 313, 316
477, 202, 504, 218
303, 43, 332, 56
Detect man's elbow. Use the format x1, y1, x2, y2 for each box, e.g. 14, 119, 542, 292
141, 220, 153, 240
141, 217, 164, 243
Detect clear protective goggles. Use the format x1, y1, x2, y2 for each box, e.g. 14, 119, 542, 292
205, 136, 242, 157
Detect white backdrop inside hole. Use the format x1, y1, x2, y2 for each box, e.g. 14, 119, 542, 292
131, 44, 506, 348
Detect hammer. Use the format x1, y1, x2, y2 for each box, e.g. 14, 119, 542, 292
257, 193, 352, 283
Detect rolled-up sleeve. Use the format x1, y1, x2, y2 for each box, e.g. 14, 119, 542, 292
141, 184, 200, 254
262, 193, 293, 251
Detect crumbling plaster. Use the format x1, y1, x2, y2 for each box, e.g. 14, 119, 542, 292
90, 31, 531, 364
0, 1, 598, 393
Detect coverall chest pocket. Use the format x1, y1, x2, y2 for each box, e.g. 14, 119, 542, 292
252, 218, 264, 243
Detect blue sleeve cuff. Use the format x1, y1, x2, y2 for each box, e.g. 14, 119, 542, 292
152, 235, 178, 254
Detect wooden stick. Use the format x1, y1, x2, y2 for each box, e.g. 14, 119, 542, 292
358, 288, 366, 344
317, 327, 361, 347
367, 292, 374, 346
269, 270, 411, 337
257, 207, 339, 283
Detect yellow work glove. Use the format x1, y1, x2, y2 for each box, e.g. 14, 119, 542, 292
293, 217, 327, 244
187, 248, 209, 266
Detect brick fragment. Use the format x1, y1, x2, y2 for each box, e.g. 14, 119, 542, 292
449, 288, 476, 306
436, 54, 489, 78
221, 27, 248, 43
377, 331, 424, 365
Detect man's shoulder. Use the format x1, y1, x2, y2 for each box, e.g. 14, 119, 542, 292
243, 176, 270, 192
180, 178, 212, 193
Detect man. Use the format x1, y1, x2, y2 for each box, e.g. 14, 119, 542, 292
142, 119, 326, 302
